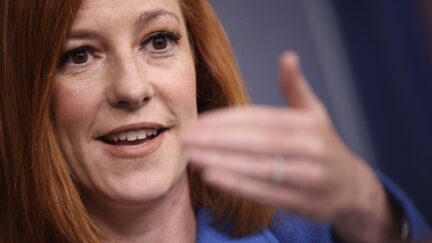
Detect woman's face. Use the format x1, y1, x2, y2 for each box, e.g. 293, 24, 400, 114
53, 0, 197, 205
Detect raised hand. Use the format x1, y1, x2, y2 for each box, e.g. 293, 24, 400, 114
183, 52, 405, 243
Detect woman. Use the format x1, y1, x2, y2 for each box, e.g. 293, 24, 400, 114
0, 0, 429, 242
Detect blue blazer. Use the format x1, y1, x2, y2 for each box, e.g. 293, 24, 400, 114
196, 173, 431, 243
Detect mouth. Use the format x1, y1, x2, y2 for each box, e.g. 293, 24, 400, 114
98, 127, 168, 146
96, 122, 171, 158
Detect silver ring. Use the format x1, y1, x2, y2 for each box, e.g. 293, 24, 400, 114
271, 155, 285, 184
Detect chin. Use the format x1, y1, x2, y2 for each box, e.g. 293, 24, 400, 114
73, 128, 188, 208
87, 158, 188, 208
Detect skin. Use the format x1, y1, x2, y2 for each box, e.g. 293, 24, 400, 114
53, 0, 197, 242
53, 0, 404, 242
184, 53, 405, 243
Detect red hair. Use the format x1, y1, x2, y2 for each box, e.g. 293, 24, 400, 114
180, 0, 275, 236
0, 0, 274, 242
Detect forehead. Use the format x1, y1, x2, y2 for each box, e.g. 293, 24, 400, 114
73, 0, 183, 27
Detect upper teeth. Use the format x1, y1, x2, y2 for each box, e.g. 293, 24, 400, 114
105, 129, 158, 142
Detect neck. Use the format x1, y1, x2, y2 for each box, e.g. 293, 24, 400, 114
86, 173, 196, 243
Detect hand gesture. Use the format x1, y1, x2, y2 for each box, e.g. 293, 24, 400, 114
183, 52, 404, 243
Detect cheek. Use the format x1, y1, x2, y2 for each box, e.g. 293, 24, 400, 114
52, 81, 101, 136
157, 59, 197, 119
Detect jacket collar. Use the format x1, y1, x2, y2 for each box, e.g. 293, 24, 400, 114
196, 208, 278, 243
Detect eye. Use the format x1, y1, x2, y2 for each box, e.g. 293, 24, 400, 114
143, 30, 182, 53
152, 36, 168, 50
60, 46, 96, 67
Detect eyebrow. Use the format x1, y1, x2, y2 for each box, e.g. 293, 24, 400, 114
67, 9, 180, 41
134, 8, 180, 28
68, 30, 103, 41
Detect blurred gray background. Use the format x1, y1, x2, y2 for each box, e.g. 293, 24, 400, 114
210, 0, 432, 225
210, 0, 375, 165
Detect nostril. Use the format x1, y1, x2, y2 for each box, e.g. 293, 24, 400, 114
114, 95, 151, 109
117, 100, 129, 106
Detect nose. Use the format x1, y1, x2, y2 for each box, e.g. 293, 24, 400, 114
107, 56, 153, 110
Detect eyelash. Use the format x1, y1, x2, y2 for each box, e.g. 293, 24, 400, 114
142, 30, 182, 49
59, 45, 95, 67
59, 30, 183, 68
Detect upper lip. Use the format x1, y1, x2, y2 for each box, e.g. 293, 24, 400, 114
96, 122, 168, 139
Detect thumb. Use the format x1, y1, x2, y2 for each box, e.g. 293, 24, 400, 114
279, 52, 320, 110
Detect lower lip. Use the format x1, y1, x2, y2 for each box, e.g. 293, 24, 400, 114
98, 130, 167, 159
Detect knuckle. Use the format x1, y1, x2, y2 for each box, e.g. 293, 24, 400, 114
305, 139, 326, 160
302, 113, 317, 130
302, 111, 328, 132
310, 166, 327, 185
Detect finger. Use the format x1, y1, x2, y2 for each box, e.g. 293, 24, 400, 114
191, 105, 310, 131
202, 167, 311, 213
279, 52, 321, 110
183, 124, 323, 160
187, 147, 322, 190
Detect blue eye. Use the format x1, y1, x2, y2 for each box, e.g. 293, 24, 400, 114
60, 46, 95, 66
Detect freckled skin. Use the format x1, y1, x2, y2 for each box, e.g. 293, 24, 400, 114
53, 0, 197, 207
